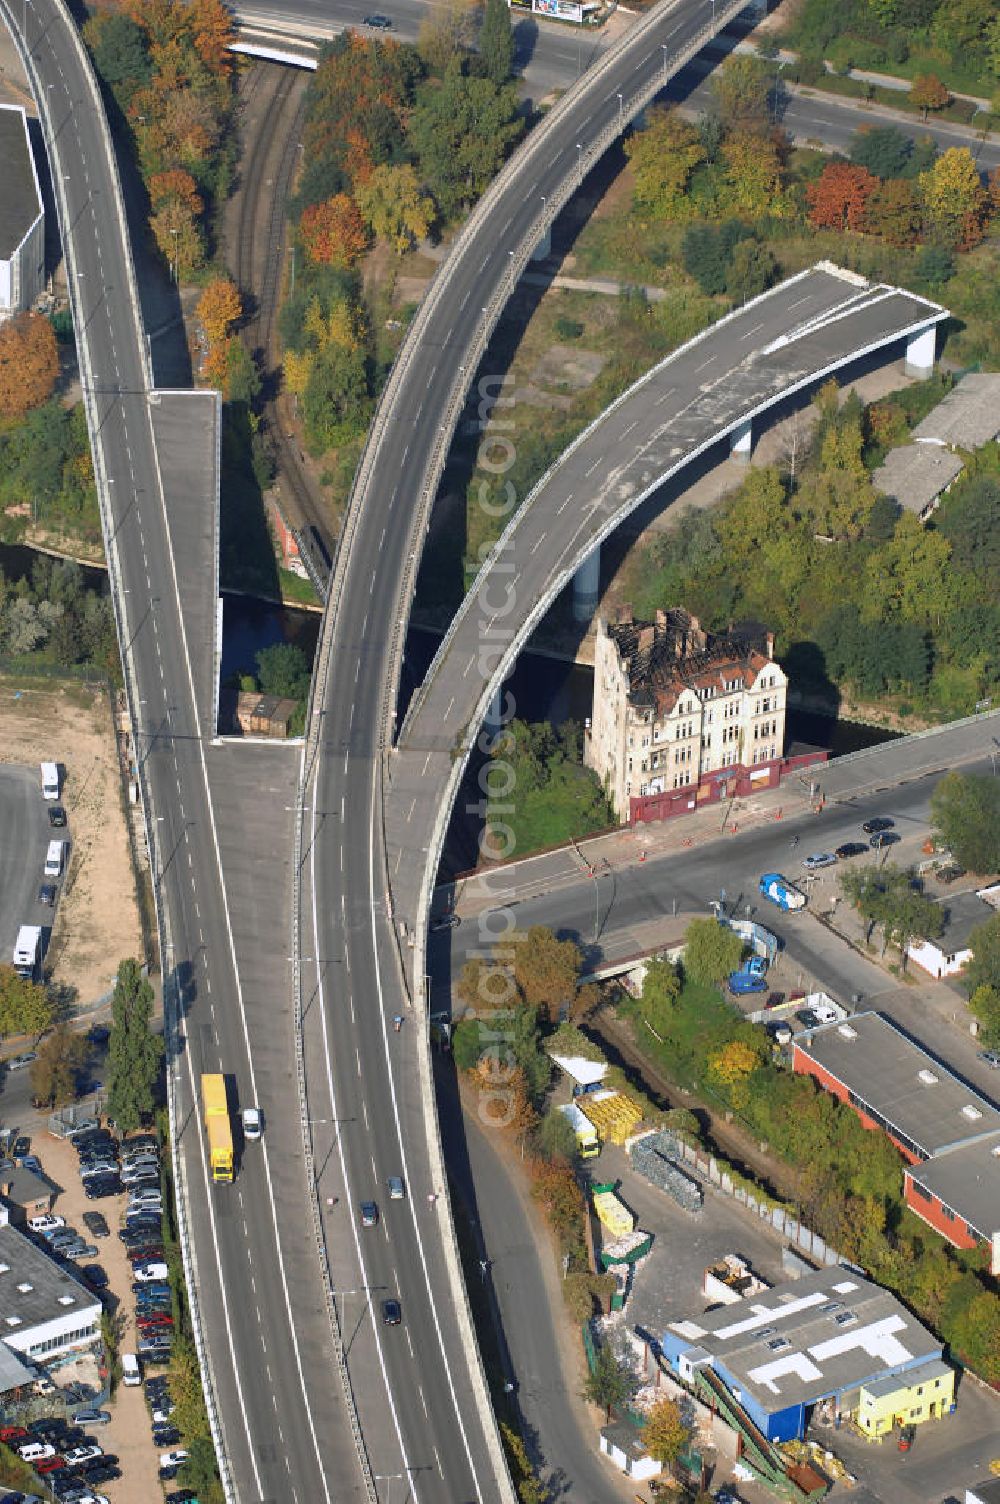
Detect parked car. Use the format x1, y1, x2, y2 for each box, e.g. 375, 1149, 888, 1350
862, 816, 894, 834
727, 971, 767, 996
37, 883, 57, 907
71, 1411, 110, 1428
869, 830, 899, 849
62, 1445, 103, 1466
159, 1451, 190, 1473
48, 804, 67, 827
20, 1154, 41, 1173
362, 12, 392, 26
28, 1213, 65, 1234
7, 1053, 37, 1070
935, 863, 966, 884
764, 991, 785, 1010
797, 1008, 822, 1029
81, 1212, 109, 1239
977, 1049, 1000, 1069
133, 1262, 169, 1282
802, 852, 837, 870
834, 841, 867, 859
765, 1020, 793, 1045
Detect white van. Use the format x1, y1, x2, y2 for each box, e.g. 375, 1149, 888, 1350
44, 840, 66, 878
40, 761, 60, 800
13, 924, 42, 980
122, 1352, 141, 1387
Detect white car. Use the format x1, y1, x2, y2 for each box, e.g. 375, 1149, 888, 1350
133, 1261, 169, 1282
63, 1444, 103, 1465
16, 1441, 55, 1461
242, 1107, 263, 1141
28, 1213, 65, 1233
159, 1449, 189, 1470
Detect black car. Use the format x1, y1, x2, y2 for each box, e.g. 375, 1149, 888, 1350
11, 1136, 29, 1161
862, 816, 894, 834
80, 1264, 109, 1289
48, 804, 67, 828
363, 11, 392, 25
38, 882, 57, 906
153, 1426, 182, 1446
79, 1463, 121, 1485
835, 841, 867, 859
382, 1297, 402, 1325
935, 862, 966, 884
84, 1178, 122, 1199
82, 1211, 109, 1238
797, 1008, 822, 1029
869, 830, 899, 849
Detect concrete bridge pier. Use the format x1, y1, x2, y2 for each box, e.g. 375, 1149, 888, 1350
905, 323, 937, 379
730, 419, 753, 463
532, 227, 552, 262
572, 545, 601, 623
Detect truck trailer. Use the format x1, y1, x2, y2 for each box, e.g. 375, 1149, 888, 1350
557, 1101, 600, 1159
758, 873, 807, 911
201, 1073, 234, 1183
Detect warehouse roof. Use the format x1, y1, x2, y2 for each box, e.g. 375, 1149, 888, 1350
905, 1130, 1000, 1240
911, 374, 1000, 451
794, 1011, 1000, 1159
0, 105, 43, 261
668, 1266, 941, 1412
0, 1224, 99, 1337
871, 443, 964, 519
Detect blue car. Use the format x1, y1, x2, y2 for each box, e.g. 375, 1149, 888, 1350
727, 970, 768, 996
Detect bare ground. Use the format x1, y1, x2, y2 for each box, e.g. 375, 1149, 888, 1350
0, 675, 143, 1004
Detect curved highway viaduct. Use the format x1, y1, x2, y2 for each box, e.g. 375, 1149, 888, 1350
387, 265, 947, 934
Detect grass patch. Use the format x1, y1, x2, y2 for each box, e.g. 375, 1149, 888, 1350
278, 567, 321, 606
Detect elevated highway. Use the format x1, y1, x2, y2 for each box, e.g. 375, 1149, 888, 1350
389, 265, 946, 934
299, 0, 778, 1498
3, 3, 360, 1500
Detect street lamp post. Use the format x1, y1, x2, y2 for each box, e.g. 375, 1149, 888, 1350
617, 91, 623, 127
576, 142, 583, 184
661, 42, 668, 85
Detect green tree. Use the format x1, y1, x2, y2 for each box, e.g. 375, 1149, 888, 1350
930, 772, 1000, 874
848, 125, 915, 179
479, 0, 515, 84
451, 1017, 483, 1072
636, 958, 681, 1036
966, 913, 1000, 996
409, 60, 522, 218
711, 54, 771, 131
969, 984, 1000, 1046
537, 1106, 579, 1163
624, 107, 705, 220
83, 10, 152, 110
0, 966, 55, 1038
682, 918, 744, 986
725, 239, 778, 302
583, 1343, 636, 1421
302, 342, 370, 450
107, 958, 163, 1132
177, 1434, 222, 1497
29, 1027, 91, 1109
255, 642, 311, 700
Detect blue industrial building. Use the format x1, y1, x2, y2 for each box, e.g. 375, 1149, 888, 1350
660, 1266, 947, 1443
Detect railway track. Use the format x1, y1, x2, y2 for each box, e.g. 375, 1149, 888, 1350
231, 63, 333, 595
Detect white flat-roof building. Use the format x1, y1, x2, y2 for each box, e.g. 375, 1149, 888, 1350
0, 1223, 101, 1361
0, 104, 45, 321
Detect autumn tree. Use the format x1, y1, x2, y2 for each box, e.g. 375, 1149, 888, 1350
29, 1027, 91, 1109
806, 162, 878, 231
910, 73, 950, 120
709, 1038, 764, 1091
920, 148, 988, 247
642, 1397, 690, 1465
711, 54, 771, 131
187, 0, 234, 72
624, 107, 704, 220
302, 33, 413, 198
529, 1155, 584, 1241
199, 277, 242, 345
417, 0, 481, 75
0, 313, 59, 418
864, 177, 923, 247
299, 193, 369, 267
356, 164, 435, 253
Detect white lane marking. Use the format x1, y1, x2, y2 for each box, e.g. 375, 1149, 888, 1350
741, 322, 765, 340
695, 355, 715, 372
556, 490, 575, 515
364, 776, 485, 1495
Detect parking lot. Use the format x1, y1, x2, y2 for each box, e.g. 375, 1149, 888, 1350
2, 1127, 174, 1502
0, 766, 61, 976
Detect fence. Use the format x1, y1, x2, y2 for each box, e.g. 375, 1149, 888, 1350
671, 1136, 844, 1269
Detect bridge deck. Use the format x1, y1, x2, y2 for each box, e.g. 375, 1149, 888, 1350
387, 265, 946, 947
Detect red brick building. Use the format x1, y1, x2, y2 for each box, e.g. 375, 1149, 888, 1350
792, 1013, 1000, 1270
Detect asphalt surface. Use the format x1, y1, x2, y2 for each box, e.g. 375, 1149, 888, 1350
390, 266, 946, 933
300, 1, 776, 1498
5, 4, 359, 1501
0, 765, 61, 977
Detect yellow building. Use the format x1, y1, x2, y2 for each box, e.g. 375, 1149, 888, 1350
856, 1358, 955, 1440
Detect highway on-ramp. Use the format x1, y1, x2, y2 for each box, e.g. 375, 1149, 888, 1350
5, 3, 359, 1499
